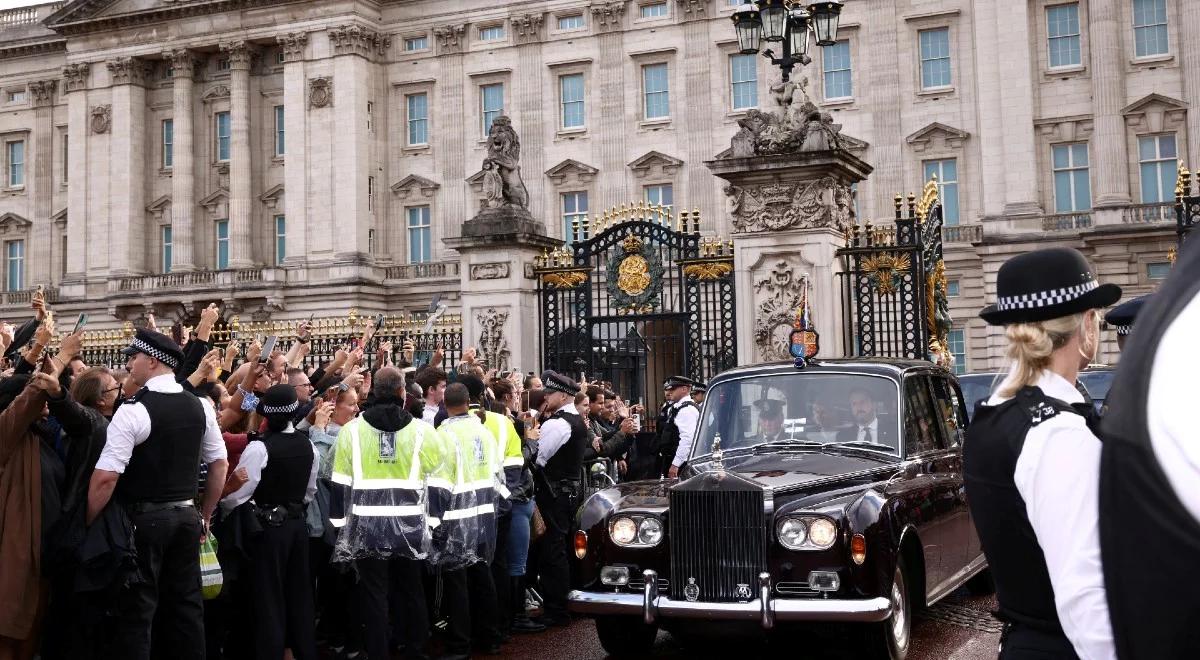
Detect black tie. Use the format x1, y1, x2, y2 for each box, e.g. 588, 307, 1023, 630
861, 427, 872, 443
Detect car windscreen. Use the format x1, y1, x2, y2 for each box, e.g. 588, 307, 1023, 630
1079, 370, 1115, 401
957, 373, 1002, 420
694, 372, 901, 457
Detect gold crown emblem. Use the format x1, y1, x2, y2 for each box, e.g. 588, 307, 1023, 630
622, 234, 644, 253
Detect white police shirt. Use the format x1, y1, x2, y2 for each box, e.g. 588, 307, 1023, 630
220, 423, 319, 512
670, 398, 700, 468
535, 403, 578, 467
95, 373, 227, 474
1146, 293, 1200, 524
986, 368, 1115, 660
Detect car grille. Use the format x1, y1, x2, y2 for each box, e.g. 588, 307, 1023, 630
626, 577, 670, 593
668, 487, 767, 602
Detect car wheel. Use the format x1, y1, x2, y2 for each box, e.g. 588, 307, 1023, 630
859, 561, 912, 660
965, 567, 996, 596
595, 615, 658, 657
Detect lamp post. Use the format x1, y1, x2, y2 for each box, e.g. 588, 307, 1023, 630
732, 1, 844, 83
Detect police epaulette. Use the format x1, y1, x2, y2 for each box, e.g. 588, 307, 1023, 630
125, 386, 150, 404
1017, 387, 1077, 427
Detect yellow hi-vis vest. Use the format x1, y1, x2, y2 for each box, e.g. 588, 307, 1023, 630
430, 414, 507, 567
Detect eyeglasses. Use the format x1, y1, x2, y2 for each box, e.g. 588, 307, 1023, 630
102, 386, 121, 394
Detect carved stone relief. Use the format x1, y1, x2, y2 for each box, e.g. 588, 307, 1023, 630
433, 24, 467, 55
477, 307, 511, 371
309, 77, 332, 108
753, 261, 808, 361
328, 25, 391, 58
725, 176, 852, 234
276, 33, 309, 63
61, 63, 90, 92
470, 262, 510, 280
90, 105, 111, 134
590, 2, 627, 31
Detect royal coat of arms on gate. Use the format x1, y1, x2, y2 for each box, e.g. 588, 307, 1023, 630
607, 234, 664, 313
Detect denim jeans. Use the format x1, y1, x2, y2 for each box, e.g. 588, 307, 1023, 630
506, 499, 534, 577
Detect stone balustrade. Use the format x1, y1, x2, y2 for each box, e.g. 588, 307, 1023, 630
383, 261, 461, 281
941, 224, 983, 244
1041, 212, 1093, 232
1121, 202, 1175, 224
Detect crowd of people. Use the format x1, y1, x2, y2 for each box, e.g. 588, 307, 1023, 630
0, 293, 702, 660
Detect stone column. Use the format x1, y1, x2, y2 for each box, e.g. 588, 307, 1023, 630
864, 1, 902, 218
1088, 0, 1132, 210
277, 33, 309, 266
164, 49, 198, 271
591, 2, 627, 212
107, 56, 148, 275
972, 1, 1007, 220
221, 41, 255, 268
678, 2, 718, 230
1181, 1, 1200, 168
62, 63, 89, 285
433, 24, 467, 256
512, 13, 546, 220
996, 1, 1042, 217
28, 80, 56, 285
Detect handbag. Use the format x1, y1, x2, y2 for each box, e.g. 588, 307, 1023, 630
530, 504, 547, 542
200, 535, 223, 600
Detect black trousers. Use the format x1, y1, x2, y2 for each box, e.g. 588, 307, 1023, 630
355, 557, 429, 660
491, 514, 512, 632
534, 489, 574, 620
108, 506, 205, 660
998, 624, 1081, 660
252, 517, 317, 660
442, 559, 503, 653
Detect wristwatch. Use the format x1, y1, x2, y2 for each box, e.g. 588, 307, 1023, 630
338, 382, 351, 392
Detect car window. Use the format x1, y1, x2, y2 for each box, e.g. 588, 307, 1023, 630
957, 373, 1002, 421
1079, 370, 1114, 401
694, 372, 900, 456
930, 377, 967, 448
902, 376, 939, 455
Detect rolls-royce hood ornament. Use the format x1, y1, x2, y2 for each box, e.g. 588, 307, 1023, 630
711, 435, 725, 472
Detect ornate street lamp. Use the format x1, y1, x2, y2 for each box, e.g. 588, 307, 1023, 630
731, 0, 844, 82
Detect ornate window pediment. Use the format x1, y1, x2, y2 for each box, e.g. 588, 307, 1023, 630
259, 184, 284, 209
1122, 93, 1188, 133
198, 188, 229, 218
905, 122, 969, 153
201, 85, 230, 102
146, 194, 171, 219
545, 159, 598, 185
51, 208, 67, 229
0, 212, 30, 237
627, 150, 683, 178
391, 174, 440, 200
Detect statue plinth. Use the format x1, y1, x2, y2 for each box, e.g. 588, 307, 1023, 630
457, 205, 550, 244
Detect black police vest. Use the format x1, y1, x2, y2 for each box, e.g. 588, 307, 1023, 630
963, 387, 1080, 633
254, 430, 314, 507
656, 400, 696, 458
542, 408, 587, 482
117, 389, 206, 504
1099, 239, 1200, 659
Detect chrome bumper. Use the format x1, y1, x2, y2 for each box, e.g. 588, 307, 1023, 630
568, 570, 892, 629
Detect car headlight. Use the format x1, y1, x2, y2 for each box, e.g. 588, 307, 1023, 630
609, 514, 664, 548
776, 515, 839, 551
777, 518, 807, 550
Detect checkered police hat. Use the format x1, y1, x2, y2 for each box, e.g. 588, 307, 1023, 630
542, 370, 579, 396
1104, 294, 1149, 337
257, 384, 300, 417
979, 248, 1121, 326
121, 328, 184, 369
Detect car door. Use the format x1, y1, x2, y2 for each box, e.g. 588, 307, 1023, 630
929, 375, 975, 578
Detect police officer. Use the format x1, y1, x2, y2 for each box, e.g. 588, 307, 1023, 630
691, 381, 707, 406
965, 248, 1117, 660
656, 376, 700, 479
1099, 245, 1200, 659
1103, 294, 1148, 353
86, 328, 229, 660
532, 370, 587, 627
219, 384, 319, 660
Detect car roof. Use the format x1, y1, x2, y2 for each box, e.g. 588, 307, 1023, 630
711, 358, 944, 385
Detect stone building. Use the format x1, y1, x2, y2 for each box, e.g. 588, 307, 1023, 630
0, 0, 1193, 371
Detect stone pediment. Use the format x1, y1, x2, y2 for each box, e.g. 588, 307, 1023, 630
545, 159, 598, 185
198, 188, 229, 217
259, 184, 284, 209
1122, 93, 1188, 133
391, 174, 440, 200
627, 151, 683, 178
47, 0, 293, 34
51, 208, 67, 228
905, 122, 969, 153
202, 85, 230, 101
1122, 93, 1187, 115
840, 133, 870, 152
146, 194, 171, 218
0, 212, 31, 231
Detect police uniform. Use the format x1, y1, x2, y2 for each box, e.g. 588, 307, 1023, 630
966, 248, 1118, 660
655, 376, 700, 477
533, 371, 587, 625
95, 329, 228, 660
1099, 244, 1200, 659
1103, 294, 1148, 352
219, 385, 319, 660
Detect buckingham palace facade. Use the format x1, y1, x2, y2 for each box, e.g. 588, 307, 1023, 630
0, 0, 1195, 370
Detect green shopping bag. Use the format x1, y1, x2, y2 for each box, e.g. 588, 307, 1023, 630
200, 535, 223, 600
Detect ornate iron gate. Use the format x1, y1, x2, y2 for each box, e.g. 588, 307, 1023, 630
534, 202, 737, 410
836, 178, 952, 364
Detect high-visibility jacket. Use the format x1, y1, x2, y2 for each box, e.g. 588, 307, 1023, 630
431, 413, 508, 568
329, 416, 449, 562
477, 407, 525, 514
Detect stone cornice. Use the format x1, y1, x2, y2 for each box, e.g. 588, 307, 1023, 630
674, 0, 712, 21
107, 56, 153, 87
62, 63, 91, 92
28, 80, 57, 107
511, 12, 545, 45
164, 48, 202, 79
0, 38, 66, 61
590, 1, 627, 32
46, 0, 299, 37
219, 41, 255, 70
276, 32, 308, 63
433, 24, 467, 56
328, 24, 390, 59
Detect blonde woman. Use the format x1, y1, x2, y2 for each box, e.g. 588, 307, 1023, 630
964, 247, 1118, 660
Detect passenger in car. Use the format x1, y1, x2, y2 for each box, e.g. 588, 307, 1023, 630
835, 388, 896, 447
751, 399, 787, 443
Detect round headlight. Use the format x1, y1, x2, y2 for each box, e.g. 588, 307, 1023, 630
808, 518, 838, 549
611, 517, 638, 545
777, 518, 807, 549
638, 517, 663, 545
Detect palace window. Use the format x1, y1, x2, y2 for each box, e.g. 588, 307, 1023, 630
558, 15, 585, 30
215, 220, 229, 270
481, 83, 504, 136
919, 28, 952, 89
215, 112, 231, 162
946, 279, 960, 297
642, 63, 670, 119
822, 40, 852, 100
644, 183, 673, 211
161, 225, 172, 274
923, 158, 959, 225
562, 191, 589, 243
5, 240, 23, 292
560, 74, 585, 129
274, 105, 285, 156
1047, 4, 1082, 68
407, 206, 432, 264
162, 119, 174, 168
641, 2, 668, 18
480, 26, 506, 41
407, 93, 429, 145
404, 36, 428, 51
730, 54, 758, 110
1138, 134, 1176, 203
1132, 0, 1169, 57
7, 140, 23, 187
274, 215, 286, 265
947, 329, 966, 375
1052, 143, 1091, 212
1147, 262, 1171, 280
